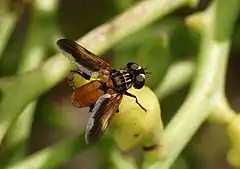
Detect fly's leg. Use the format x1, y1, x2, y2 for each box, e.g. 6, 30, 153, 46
98, 82, 109, 94
67, 71, 77, 90
89, 104, 95, 113
124, 91, 147, 112
98, 83, 120, 113
68, 70, 91, 89
77, 71, 91, 80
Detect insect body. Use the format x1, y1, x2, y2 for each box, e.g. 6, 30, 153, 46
70, 80, 104, 108
57, 39, 149, 144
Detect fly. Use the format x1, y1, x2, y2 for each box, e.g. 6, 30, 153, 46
57, 39, 150, 144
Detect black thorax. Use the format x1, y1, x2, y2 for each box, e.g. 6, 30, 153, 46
111, 69, 134, 92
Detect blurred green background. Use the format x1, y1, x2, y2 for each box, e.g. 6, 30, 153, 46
0, 0, 240, 169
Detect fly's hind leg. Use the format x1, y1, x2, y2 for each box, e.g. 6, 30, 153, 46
68, 70, 91, 89
98, 83, 119, 112
89, 104, 95, 113
116, 108, 119, 113
124, 91, 147, 112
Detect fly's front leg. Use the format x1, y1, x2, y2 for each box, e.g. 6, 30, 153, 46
124, 91, 147, 112
68, 70, 91, 90
68, 71, 77, 90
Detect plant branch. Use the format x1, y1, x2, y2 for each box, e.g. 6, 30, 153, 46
154, 59, 236, 124
154, 60, 195, 99
0, 0, 33, 59
5, 135, 86, 169
0, 11, 20, 59
0, 0, 194, 144
0, 0, 60, 166
147, 0, 239, 168
110, 148, 137, 169
77, 0, 193, 53
209, 92, 236, 125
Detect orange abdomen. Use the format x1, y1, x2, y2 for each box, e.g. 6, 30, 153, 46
71, 80, 104, 108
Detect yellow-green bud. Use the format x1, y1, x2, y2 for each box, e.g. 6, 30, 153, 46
227, 115, 240, 167
110, 86, 163, 151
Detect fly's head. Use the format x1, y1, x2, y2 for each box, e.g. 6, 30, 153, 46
126, 62, 150, 89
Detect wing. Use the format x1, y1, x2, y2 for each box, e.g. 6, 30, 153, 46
57, 38, 113, 76
85, 93, 123, 144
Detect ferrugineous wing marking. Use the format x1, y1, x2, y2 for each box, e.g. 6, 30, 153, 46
85, 93, 123, 144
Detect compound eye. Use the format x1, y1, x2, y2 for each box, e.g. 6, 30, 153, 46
127, 62, 139, 71
136, 74, 145, 82
134, 74, 145, 89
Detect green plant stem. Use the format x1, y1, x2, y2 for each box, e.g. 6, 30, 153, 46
0, 0, 33, 59
76, 0, 194, 52
0, 106, 34, 167
147, 0, 239, 168
154, 60, 195, 99
5, 135, 86, 169
0, 12, 19, 59
18, 0, 60, 73
0, 0, 194, 145
109, 149, 137, 169
0, 0, 60, 166
209, 92, 236, 125
154, 60, 236, 124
